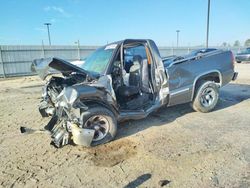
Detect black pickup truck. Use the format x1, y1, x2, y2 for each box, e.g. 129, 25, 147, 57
27, 39, 238, 148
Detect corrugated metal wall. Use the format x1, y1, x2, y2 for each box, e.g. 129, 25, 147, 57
0, 45, 241, 78
0, 45, 99, 77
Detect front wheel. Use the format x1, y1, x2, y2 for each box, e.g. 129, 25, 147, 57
191, 81, 219, 113
80, 106, 117, 146
236, 61, 242, 63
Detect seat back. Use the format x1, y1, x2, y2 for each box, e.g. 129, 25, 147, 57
128, 55, 150, 93
129, 56, 141, 87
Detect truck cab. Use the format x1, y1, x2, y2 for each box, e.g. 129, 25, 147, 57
108, 39, 168, 113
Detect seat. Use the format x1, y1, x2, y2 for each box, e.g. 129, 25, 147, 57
118, 55, 150, 99
117, 85, 140, 98
129, 55, 142, 87
118, 56, 142, 98
129, 55, 150, 93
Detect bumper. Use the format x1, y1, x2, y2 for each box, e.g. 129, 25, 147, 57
235, 56, 250, 62
41, 101, 93, 148
47, 116, 94, 148
38, 91, 93, 147
232, 72, 238, 81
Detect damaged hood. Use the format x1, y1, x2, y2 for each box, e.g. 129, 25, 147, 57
31, 57, 95, 80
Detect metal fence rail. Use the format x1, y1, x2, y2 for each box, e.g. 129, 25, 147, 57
0, 45, 242, 78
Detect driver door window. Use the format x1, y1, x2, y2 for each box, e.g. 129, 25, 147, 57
124, 45, 147, 73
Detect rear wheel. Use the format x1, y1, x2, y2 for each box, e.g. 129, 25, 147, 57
191, 81, 219, 113
80, 106, 117, 146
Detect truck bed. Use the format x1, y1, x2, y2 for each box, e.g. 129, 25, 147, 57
163, 49, 235, 106
162, 49, 223, 68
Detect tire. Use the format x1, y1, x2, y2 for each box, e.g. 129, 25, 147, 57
191, 81, 219, 113
236, 61, 241, 63
80, 106, 117, 146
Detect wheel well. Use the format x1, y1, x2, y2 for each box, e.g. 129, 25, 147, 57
192, 72, 221, 100
81, 100, 118, 117
196, 72, 220, 86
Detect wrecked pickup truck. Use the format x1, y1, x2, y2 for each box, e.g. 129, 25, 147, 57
24, 39, 238, 148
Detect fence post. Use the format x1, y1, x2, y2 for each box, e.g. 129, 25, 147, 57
0, 46, 6, 78
77, 40, 80, 60
42, 40, 45, 58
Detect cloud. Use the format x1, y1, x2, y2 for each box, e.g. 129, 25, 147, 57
44, 6, 71, 17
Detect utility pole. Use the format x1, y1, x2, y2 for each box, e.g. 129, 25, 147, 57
44, 23, 52, 45
206, 0, 210, 48
176, 30, 180, 48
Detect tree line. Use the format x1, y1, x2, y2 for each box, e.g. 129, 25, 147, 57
222, 39, 250, 47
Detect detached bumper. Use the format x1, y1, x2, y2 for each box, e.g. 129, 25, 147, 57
232, 72, 238, 81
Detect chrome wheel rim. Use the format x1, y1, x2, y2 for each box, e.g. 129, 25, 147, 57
84, 115, 109, 141
200, 87, 216, 107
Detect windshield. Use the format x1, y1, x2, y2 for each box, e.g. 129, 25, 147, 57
81, 45, 116, 74
242, 48, 250, 54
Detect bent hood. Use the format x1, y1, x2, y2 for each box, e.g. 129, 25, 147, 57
31, 57, 94, 80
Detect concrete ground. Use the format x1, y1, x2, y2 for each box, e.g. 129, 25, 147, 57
0, 64, 249, 188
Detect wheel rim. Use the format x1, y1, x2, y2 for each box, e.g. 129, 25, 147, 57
84, 115, 110, 141
200, 87, 216, 107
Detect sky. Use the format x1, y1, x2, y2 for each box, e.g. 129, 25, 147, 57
0, 0, 249, 46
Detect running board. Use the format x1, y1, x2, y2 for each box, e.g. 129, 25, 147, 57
118, 103, 160, 121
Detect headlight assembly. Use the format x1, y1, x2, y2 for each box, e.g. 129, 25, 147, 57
56, 87, 79, 108
64, 88, 78, 104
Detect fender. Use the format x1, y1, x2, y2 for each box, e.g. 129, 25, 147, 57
70, 85, 119, 115
80, 99, 119, 117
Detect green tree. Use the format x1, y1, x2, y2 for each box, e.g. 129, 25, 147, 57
222, 42, 227, 47
233, 40, 240, 47
244, 39, 250, 47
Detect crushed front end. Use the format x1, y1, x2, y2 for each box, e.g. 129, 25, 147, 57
31, 57, 99, 148
41, 85, 95, 148
30, 57, 118, 148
